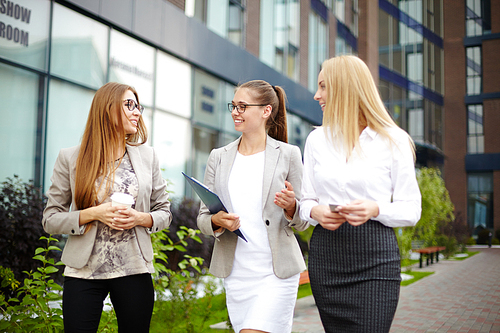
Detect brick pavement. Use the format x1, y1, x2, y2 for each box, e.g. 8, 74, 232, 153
292, 248, 500, 333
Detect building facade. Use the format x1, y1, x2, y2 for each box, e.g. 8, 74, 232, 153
1, 0, 496, 235
444, 0, 499, 234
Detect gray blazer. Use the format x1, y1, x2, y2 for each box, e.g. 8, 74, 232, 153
42, 144, 172, 269
197, 136, 308, 279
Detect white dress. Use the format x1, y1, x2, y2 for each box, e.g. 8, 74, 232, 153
225, 151, 299, 333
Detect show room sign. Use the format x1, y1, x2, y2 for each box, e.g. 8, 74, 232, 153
0, 0, 31, 47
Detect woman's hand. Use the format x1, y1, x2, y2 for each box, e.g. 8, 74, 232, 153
80, 202, 152, 231
274, 180, 296, 218
310, 205, 345, 231
211, 211, 240, 232
337, 199, 379, 226
111, 207, 152, 230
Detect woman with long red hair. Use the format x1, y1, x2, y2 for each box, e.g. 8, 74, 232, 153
42, 82, 172, 333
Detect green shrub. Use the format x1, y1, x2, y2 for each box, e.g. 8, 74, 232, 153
435, 234, 457, 258
0, 176, 53, 284
476, 228, 492, 245
466, 237, 476, 245
491, 238, 500, 245
0, 235, 64, 333
396, 168, 455, 261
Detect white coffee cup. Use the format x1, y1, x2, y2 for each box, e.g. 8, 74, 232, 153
110, 193, 134, 208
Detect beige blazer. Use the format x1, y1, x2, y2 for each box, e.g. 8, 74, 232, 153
197, 136, 308, 279
42, 144, 172, 269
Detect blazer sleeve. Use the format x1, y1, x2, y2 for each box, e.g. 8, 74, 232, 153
42, 148, 82, 236
284, 145, 309, 231
196, 149, 222, 238
148, 148, 172, 233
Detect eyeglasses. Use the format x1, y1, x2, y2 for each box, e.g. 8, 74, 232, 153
123, 99, 144, 114
228, 103, 267, 114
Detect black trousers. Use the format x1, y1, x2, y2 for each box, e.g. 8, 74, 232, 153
63, 273, 154, 333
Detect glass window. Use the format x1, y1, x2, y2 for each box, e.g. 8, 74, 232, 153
408, 108, 424, 143
260, 0, 300, 81
466, 47, 482, 95
192, 69, 222, 129
221, 82, 239, 137
466, 0, 491, 37
207, 0, 229, 39
44, 80, 95, 190
379, 10, 390, 68
51, 3, 109, 89
109, 29, 155, 106
308, 12, 328, 92
350, 0, 358, 37
287, 113, 314, 154
467, 172, 493, 231
185, 0, 207, 22
335, 0, 345, 22
153, 111, 192, 198
193, 127, 218, 182
0, 63, 40, 182
228, 1, 244, 46
156, 51, 192, 118
467, 104, 484, 154
0, 0, 50, 71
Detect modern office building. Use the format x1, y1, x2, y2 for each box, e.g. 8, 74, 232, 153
0, 0, 497, 233
444, 0, 499, 234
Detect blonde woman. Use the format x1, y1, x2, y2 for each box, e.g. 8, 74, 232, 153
197, 80, 308, 333
300, 55, 421, 332
42, 82, 172, 333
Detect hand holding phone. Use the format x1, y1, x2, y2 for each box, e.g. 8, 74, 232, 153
329, 204, 339, 212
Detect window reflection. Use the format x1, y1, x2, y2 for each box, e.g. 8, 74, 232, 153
466, 47, 482, 96
51, 3, 108, 88
153, 112, 192, 197
156, 52, 192, 118
193, 127, 218, 183
44, 80, 95, 191
467, 173, 493, 232
308, 12, 328, 92
467, 104, 484, 154
0, 63, 40, 182
109, 30, 155, 106
260, 0, 300, 81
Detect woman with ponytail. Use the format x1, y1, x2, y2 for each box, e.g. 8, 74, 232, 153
197, 80, 308, 333
42, 82, 172, 333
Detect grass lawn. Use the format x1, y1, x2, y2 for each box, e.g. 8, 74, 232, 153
400, 271, 435, 286
447, 251, 479, 261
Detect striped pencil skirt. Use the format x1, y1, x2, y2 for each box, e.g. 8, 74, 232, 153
308, 221, 401, 333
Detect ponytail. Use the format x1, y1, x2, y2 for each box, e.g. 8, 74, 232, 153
267, 85, 288, 143
238, 80, 289, 143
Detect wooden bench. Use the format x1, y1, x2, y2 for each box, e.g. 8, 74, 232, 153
412, 246, 446, 268
299, 271, 310, 285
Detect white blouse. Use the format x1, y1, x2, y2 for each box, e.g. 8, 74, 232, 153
299, 126, 421, 228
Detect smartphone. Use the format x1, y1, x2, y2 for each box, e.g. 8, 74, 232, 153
329, 204, 339, 212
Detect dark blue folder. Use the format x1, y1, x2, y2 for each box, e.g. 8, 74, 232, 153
182, 172, 247, 242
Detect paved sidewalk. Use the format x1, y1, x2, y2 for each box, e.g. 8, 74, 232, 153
291, 248, 500, 333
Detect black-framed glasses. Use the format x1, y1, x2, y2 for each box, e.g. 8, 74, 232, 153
228, 103, 267, 114
123, 99, 144, 114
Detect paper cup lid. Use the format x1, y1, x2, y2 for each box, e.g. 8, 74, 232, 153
110, 193, 135, 205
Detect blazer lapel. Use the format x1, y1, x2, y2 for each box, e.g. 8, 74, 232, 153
262, 136, 280, 208
125, 145, 146, 210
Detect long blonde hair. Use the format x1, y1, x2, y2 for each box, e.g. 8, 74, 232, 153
321, 55, 415, 160
237, 80, 288, 143
74, 82, 148, 213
